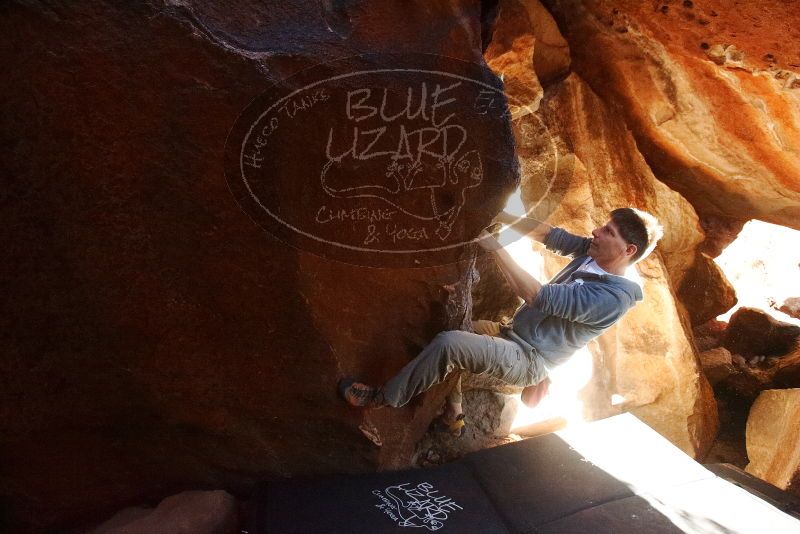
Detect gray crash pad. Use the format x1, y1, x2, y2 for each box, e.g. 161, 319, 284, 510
247, 413, 800, 533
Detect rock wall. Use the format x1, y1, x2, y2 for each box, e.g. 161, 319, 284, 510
543, 0, 800, 230
0, 1, 515, 531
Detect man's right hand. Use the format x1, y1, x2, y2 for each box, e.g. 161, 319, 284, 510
477, 229, 502, 252
492, 210, 517, 226
492, 211, 552, 243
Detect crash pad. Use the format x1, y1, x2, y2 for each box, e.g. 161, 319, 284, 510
247, 413, 800, 533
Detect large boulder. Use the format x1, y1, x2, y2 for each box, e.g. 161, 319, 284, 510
717, 309, 800, 398
723, 307, 800, 359
0, 1, 517, 530
543, 0, 800, 230
746, 389, 800, 497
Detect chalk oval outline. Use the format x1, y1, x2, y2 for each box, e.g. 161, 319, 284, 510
231, 56, 559, 257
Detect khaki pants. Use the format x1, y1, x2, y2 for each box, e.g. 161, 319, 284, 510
380, 320, 548, 408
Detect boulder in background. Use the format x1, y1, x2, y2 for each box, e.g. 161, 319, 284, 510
746, 389, 800, 498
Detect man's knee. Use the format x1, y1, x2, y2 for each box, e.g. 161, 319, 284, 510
472, 319, 502, 336
429, 330, 490, 373
426, 331, 471, 370
430, 330, 467, 351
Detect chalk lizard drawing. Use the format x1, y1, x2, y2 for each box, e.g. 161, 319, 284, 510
320, 147, 482, 240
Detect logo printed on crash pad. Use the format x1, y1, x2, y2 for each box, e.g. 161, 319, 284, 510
372, 481, 462, 531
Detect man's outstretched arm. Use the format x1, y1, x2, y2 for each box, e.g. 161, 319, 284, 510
478, 230, 543, 304
493, 211, 552, 243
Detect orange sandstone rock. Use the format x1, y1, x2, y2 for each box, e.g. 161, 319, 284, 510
486, 0, 571, 92
545, 0, 800, 229
746, 388, 800, 497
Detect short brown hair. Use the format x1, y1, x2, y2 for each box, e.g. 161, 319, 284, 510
610, 208, 663, 263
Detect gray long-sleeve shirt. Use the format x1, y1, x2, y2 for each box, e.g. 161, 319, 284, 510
504, 226, 643, 369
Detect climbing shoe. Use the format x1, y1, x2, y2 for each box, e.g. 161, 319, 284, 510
338, 377, 383, 407
432, 413, 466, 438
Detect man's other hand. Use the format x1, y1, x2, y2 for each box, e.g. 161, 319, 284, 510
521, 377, 551, 409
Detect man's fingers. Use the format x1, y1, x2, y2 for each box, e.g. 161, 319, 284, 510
484, 222, 504, 235
492, 210, 517, 225
476, 230, 501, 251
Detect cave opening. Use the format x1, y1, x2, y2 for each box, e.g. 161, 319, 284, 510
714, 220, 800, 327
703, 220, 800, 470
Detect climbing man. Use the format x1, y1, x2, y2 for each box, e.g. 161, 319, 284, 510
339, 207, 663, 435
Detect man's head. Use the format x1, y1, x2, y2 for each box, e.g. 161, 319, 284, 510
588, 208, 663, 272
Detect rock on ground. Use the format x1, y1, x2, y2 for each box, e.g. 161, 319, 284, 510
90, 491, 237, 534
779, 297, 800, 321
723, 307, 800, 358
746, 389, 800, 497
699, 347, 734, 386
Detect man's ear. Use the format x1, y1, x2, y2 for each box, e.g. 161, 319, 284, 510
626, 244, 638, 259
